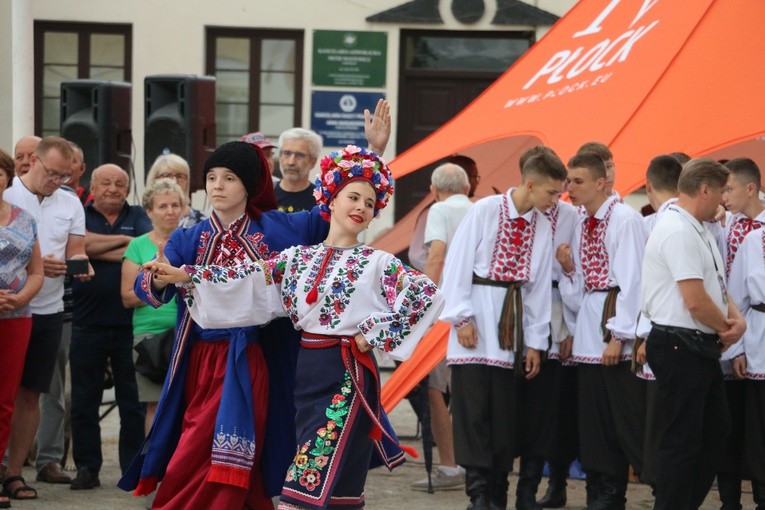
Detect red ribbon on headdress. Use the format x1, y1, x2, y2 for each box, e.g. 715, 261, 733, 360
245, 145, 277, 220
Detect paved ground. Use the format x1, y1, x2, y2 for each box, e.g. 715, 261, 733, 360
10, 383, 758, 509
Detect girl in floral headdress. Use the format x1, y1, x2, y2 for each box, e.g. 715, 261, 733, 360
145, 145, 444, 510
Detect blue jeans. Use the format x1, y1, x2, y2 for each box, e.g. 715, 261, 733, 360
70, 325, 145, 473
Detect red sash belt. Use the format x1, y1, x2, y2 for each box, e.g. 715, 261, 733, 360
300, 332, 410, 452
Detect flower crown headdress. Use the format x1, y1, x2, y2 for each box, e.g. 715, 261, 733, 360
313, 145, 394, 221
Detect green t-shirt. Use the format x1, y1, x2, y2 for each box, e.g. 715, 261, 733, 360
123, 233, 177, 335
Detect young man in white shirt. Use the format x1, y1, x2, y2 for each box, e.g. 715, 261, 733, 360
717, 157, 765, 509
441, 152, 566, 510
556, 151, 647, 509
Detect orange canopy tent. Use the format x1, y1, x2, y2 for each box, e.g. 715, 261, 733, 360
380, 0, 765, 412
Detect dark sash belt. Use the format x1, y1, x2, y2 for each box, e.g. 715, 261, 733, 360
472, 273, 525, 377
592, 286, 620, 343
752, 303, 765, 313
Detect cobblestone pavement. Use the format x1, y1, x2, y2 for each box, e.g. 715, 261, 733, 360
13, 386, 757, 509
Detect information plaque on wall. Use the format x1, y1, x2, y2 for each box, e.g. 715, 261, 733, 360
313, 30, 387, 88
311, 91, 386, 147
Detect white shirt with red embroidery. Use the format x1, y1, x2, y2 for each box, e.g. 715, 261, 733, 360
559, 195, 647, 364
724, 210, 765, 278
728, 228, 765, 379
546, 200, 579, 361
440, 189, 553, 369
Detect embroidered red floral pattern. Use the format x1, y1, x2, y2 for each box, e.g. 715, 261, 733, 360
286, 371, 353, 491
487, 192, 537, 282
579, 200, 618, 292
726, 215, 763, 277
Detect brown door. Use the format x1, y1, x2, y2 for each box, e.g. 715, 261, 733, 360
394, 30, 533, 220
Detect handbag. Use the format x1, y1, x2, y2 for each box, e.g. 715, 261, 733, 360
134, 329, 175, 384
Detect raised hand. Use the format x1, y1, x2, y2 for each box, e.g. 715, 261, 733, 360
365, 98, 391, 156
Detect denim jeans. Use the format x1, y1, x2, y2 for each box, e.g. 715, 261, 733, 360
646, 326, 731, 510
70, 325, 145, 473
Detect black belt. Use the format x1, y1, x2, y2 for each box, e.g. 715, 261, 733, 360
650, 322, 718, 341
650, 322, 721, 360
752, 303, 765, 313
552, 280, 559, 289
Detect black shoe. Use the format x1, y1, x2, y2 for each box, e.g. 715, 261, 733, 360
466, 467, 491, 510
489, 470, 509, 510
515, 457, 543, 510
588, 476, 627, 510
537, 462, 568, 508
70, 468, 100, 490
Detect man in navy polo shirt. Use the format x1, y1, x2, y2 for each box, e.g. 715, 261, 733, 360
70, 164, 151, 490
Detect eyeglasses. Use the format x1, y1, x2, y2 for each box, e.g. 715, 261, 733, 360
39, 158, 72, 184
157, 172, 189, 181
280, 150, 309, 161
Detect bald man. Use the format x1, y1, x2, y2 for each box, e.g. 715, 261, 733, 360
13, 136, 42, 177
69, 164, 151, 490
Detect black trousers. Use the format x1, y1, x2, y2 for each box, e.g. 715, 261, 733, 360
641, 380, 661, 487
451, 364, 517, 472
517, 359, 578, 463
646, 327, 731, 510
578, 361, 645, 481
746, 380, 765, 484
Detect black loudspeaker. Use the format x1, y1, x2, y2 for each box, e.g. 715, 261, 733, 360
144, 75, 216, 191
60, 80, 132, 189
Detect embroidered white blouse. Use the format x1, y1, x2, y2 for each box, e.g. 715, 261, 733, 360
440, 189, 553, 369
180, 243, 444, 362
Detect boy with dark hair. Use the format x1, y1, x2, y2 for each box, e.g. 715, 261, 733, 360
557, 151, 647, 509
515, 146, 581, 509
717, 157, 765, 509
441, 150, 566, 510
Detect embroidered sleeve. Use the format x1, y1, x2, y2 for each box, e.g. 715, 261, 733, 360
357, 256, 445, 362
606, 212, 647, 341
183, 252, 290, 329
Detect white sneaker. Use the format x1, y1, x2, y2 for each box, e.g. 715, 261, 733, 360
411, 466, 466, 491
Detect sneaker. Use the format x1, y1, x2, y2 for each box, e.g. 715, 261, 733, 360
411, 466, 465, 491
70, 467, 100, 490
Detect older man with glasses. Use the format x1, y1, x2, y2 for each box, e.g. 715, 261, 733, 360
273, 127, 324, 213
2, 136, 92, 500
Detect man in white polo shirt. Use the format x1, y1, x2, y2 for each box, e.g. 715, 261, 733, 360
3, 136, 91, 499
642, 158, 746, 510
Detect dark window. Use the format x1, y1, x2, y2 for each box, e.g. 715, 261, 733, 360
206, 28, 304, 147
404, 31, 533, 73
34, 21, 132, 137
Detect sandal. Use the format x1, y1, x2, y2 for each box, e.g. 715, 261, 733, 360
0, 489, 9, 509
2, 476, 37, 500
